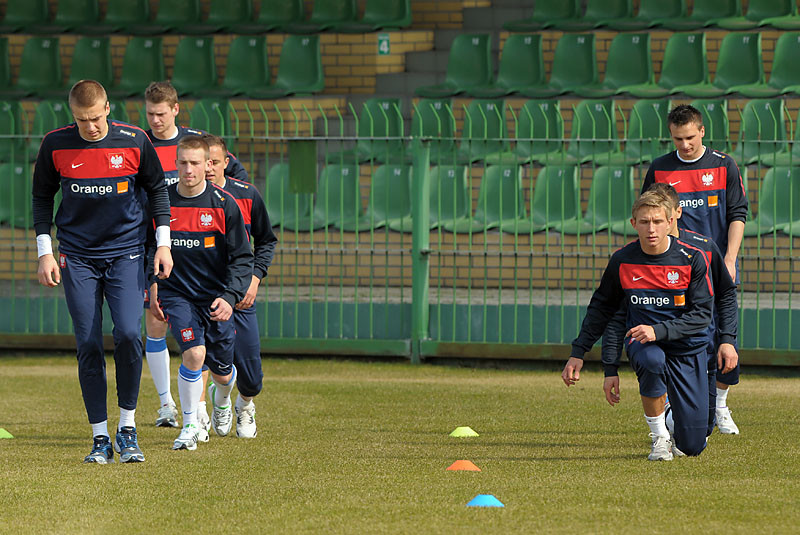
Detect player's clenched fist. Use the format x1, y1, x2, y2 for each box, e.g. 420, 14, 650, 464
562, 357, 584, 387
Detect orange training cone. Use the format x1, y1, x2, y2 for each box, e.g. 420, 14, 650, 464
446, 460, 481, 471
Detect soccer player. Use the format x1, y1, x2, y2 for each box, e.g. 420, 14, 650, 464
32, 79, 173, 464
602, 183, 739, 445
148, 136, 253, 451
203, 134, 277, 438
142, 81, 248, 431
561, 190, 714, 461
640, 104, 748, 434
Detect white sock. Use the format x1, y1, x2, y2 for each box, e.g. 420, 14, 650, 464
235, 394, 254, 412
118, 408, 136, 430
645, 412, 669, 437
716, 387, 730, 409
178, 364, 203, 428
146, 337, 173, 407
213, 366, 237, 408
91, 421, 109, 438
198, 400, 208, 417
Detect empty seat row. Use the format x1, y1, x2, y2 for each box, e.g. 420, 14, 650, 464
505, 0, 800, 32
0, 34, 324, 100
0, 0, 411, 35
415, 31, 800, 100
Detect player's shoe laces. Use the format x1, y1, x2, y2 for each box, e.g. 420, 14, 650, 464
235, 403, 257, 438
84, 435, 114, 464
648, 433, 674, 461
114, 426, 145, 463
716, 407, 740, 434
209, 383, 233, 436
172, 424, 199, 451
155, 402, 179, 428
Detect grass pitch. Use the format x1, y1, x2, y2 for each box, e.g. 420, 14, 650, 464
0, 355, 798, 534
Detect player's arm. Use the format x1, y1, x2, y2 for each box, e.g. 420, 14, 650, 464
213, 199, 254, 321
708, 240, 739, 373
32, 135, 62, 287
237, 189, 277, 310
724, 158, 748, 280
562, 256, 624, 387
651, 253, 714, 341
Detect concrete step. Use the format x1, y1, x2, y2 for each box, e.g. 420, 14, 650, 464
462, 6, 531, 31
405, 50, 451, 73
490, 0, 534, 8
375, 72, 442, 95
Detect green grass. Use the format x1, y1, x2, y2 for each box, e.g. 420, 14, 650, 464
0, 356, 798, 534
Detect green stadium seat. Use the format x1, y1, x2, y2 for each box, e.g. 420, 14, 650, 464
768, 108, 800, 167
443, 164, 526, 233
0, 101, 27, 163
13, 37, 62, 99
467, 34, 545, 98
283, 0, 357, 33
659, 0, 741, 30
327, 98, 405, 164
0, 0, 49, 33
109, 38, 164, 100
500, 165, 580, 234
64, 37, 113, 93
715, 0, 794, 29
453, 99, 509, 164
410, 99, 457, 164
133, 0, 201, 34
735, 32, 800, 97
170, 37, 217, 97
761, 7, 800, 28
27, 100, 72, 158
230, 0, 305, 34
744, 167, 800, 235
729, 99, 787, 166
519, 33, 597, 98
313, 164, 362, 229
691, 98, 731, 152
26, 0, 100, 34
606, 0, 686, 30
0, 163, 33, 228
335, 0, 411, 32
415, 34, 492, 98
204, 35, 270, 98
602, 99, 670, 165
503, 0, 580, 31
77, 0, 150, 34
189, 99, 233, 138
339, 164, 412, 231
485, 99, 564, 165
670, 32, 763, 97
108, 102, 130, 124
563, 99, 619, 164
550, 0, 633, 31
247, 35, 324, 99
388, 165, 470, 232
626, 33, 708, 98
575, 33, 653, 98
177, 0, 253, 34
555, 166, 636, 234
266, 163, 319, 231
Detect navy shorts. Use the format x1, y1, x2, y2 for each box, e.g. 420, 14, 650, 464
627, 339, 709, 456
158, 290, 235, 376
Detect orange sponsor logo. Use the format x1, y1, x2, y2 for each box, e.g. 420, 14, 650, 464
707, 195, 718, 207
117, 181, 129, 194
204, 236, 215, 248
674, 294, 686, 306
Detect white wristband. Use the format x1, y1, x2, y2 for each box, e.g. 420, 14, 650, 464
36, 234, 53, 258
155, 225, 171, 248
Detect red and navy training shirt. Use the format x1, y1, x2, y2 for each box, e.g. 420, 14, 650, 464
32, 119, 169, 259
221, 176, 277, 281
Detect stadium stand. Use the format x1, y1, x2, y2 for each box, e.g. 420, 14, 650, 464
109, 37, 165, 99
606, 0, 687, 30
550, 0, 633, 31
729, 98, 787, 165
229, 0, 305, 34
0, 162, 32, 228
248, 35, 325, 98
108, 101, 130, 123
170, 36, 218, 97
691, 98, 731, 152
335, 0, 412, 33
283, 0, 358, 34
77, 0, 150, 35
485, 99, 564, 165
266, 163, 319, 231
658, 0, 741, 30
179, 0, 254, 34
770, 108, 800, 167
603, 99, 671, 165
326, 97, 405, 164
499, 165, 580, 234
466, 34, 544, 98
338, 164, 413, 231
203, 35, 270, 98
0, 0, 49, 33
0, 38, 9, 94
59, 37, 114, 98
388, 165, 470, 232
415, 33, 492, 98
716, 0, 796, 29
745, 167, 800, 235
573, 33, 653, 98
553, 166, 635, 234
133, 0, 202, 35
519, 33, 597, 98
736, 32, 800, 96
670, 32, 763, 96
625, 32, 708, 97
26, 100, 71, 157
563, 99, 619, 164
410, 98, 457, 164
762, 7, 800, 29
503, 0, 581, 32
452, 98, 509, 164
0, 101, 25, 163
313, 163, 362, 229
443, 164, 525, 233
25, 0, 100, 34
8, 37, 61, 99
189, 99, 234, 138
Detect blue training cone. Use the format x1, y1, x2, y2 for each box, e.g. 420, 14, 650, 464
466, 494, 504, 507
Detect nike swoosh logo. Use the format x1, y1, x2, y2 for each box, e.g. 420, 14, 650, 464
632, 276, 644, 281
71, 163, 84, 168
669, 181, 681, 186
170, 218, 177, 222
129, 254, 141, 259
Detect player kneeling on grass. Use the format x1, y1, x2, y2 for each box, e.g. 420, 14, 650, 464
562, 190, 714, 461
148, 136, 253, 451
